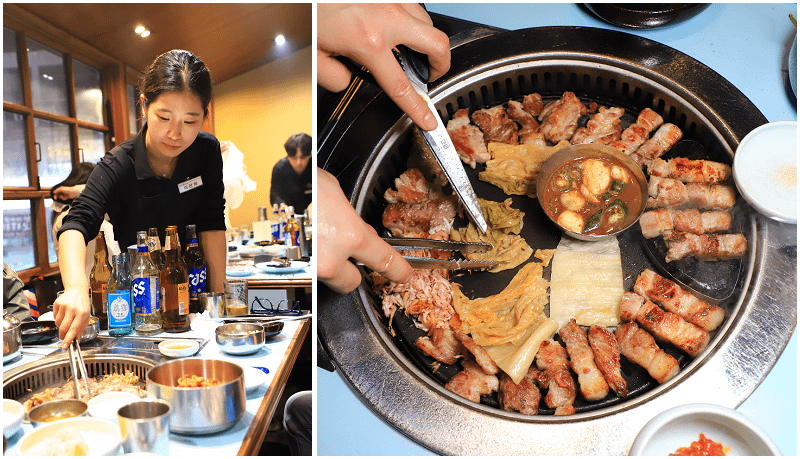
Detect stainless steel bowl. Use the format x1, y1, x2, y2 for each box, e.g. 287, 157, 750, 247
536, 143, 648, 241
79, 316, 100, 343
215, 323, 265, 355
27, 399, 88, 427
2, 313, 22, 362
145, 358, 246, 435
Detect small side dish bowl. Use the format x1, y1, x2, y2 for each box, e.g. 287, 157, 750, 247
79, 316, 100, 343
28, 399, 88, 427
87, 391, 141, 422
158, 339, 200, 358
215, 323, 265, 355
733, 120, 797, 224
17, 416, 121, 456
628, 403, 781, 456
3, 399, 24, 438
536, 143, 648, 241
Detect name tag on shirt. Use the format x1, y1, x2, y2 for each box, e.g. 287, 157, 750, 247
178, 176, 203, 194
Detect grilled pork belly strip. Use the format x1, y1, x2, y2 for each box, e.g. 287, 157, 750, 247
663, 231, 748, 263
499, 367, 542, 415
453, 329, 500, 375
588, 324, 628, 397
639, 208, 732, 239
507, 100, 544, 145
620, 292, 709, 358
446, 108, 492, 168
535, 339, 577, 415
647, 176, 736, 210
415, 326, 462, 365
570, 106, 625, 145
559, 319, 609, 402
634, 269, 725, 331
629, 123, 684, 167
647, 157, 732, 184
538, 91, 587, 144
472, 105, 519, 145
615, 322, 680, 384
445, 360, 499, 403
522, 93, 544, 117
609, 107, 664, 154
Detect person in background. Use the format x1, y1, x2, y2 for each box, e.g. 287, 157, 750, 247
51, 162, 120, 278
270, 132, 312, 212
283, 390, 312, 455
3, 263, 33, 323
316, 3, 451, 293
55, 49, 226, 348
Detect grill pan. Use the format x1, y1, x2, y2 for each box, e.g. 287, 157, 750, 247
318, 26, 796, 455
3, 354, 154, 405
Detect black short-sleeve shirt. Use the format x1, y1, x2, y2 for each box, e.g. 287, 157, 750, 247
58, 123, 226, 249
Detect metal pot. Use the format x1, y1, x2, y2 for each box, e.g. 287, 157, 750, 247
79, 316, 100, 343
3, 313, 22, 363
145, 358, 246, 435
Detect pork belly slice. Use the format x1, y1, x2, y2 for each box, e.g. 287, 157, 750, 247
538, 91, 587, 144
570, 106, 624, 145
382, 197, 458, 237
646, 177, 736, 210
384, 168, 443, 204
446, 108, 491, 168
453, 329, 499, 375
663, 231, 747, 263
471, 105, 519, 145
559, 319, 609, 402
415, 326, 463, 365
619, 292, 709, 358
522, 93, 544, 117
639, 208, 732, 239
634, 269, 725, 331
647, 157, 732, 184
629, 123, 684, 167
535, 340, 576, 415
506, 100, 545, 145
608, 107, 664, 154
445, 360, 499, 403
499, 367, 541, 415
588, 324, 628, 398
615, 322, 680, 384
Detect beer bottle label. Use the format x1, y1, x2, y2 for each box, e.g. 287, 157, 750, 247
188, 266, 207, 300
178, 283, 189, 315
271, 222, 280, 240
132, 276, 159, 314
108, 290, 132, 327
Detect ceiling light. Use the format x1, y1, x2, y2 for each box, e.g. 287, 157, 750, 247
140, 30, 150, 38
135, 26, 145, 34
275, 35, 286, 46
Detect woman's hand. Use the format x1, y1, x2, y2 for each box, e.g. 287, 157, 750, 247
317, 168, 412, 294
317, 3, 451, 131
53, 287, 91, 349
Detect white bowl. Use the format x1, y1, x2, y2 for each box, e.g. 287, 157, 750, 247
17, 417, 122, 456
158, 339, 200, 358
628, 403, 781, 456
3, 399, 24, 438
733, 121, 797, 223
87, 392, 141, 422
243, 366, 269, 393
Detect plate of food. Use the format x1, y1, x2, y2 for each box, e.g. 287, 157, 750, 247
226, 265, 255, 277
255, 260, 309, 274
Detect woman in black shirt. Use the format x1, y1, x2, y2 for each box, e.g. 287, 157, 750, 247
55, 50, 226, 347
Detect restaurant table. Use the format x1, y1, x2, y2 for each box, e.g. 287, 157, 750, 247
3, 315, 309, 456
318, 3, 797, 456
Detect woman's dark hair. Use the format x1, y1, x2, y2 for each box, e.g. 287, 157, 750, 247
139, 49, 212, 117
284, 132, 312, 157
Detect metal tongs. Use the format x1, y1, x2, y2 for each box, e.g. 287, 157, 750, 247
67, 339, 92, 399
392, 45, 489, 234
377, 237, 496, 271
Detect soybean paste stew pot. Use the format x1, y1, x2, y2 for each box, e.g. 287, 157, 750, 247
317, 26, 797, 455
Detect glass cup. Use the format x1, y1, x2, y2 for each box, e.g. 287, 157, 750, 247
117, 399, 171, 455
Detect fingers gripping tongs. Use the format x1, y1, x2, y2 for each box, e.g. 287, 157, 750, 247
393, 45, 489, 235
384, 237, 497, 271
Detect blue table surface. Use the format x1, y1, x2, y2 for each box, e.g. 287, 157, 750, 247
317, 3, 797, 456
